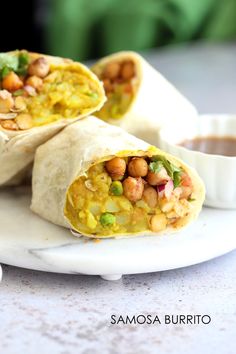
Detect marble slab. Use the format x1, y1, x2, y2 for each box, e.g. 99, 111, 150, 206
0, 186, 236, 281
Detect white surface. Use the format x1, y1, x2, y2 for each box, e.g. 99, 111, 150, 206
1, 44, 236, 354
0, 187, 236, 278
160, 114, 236, 208
1, 254, 236, 354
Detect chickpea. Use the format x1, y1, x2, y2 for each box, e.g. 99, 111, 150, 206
123, 177, 144, 202
121, 61, 135, 80
150, 213, 167, 232
103, 62, 120, 80
103, 79, 113, 93
0, 119, 18, 130
25, 76, 43, 91
15, 113, 33, 130
0, 90, 14, 113
128, 157, 148, 177
143, 186, 158, 208
105, 157, 126, 180
146, 167, 170, 186
28, 57, 50, 78
2, 72, 23, 92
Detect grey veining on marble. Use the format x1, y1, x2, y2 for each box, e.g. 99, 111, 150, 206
1, 43, 236, 354
1, 252, 236, 354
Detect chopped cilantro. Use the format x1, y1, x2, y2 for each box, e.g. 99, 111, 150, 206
0, 53, 18, 71
188, 197, 196, 202
13, 89, 25, 97
18, 52, 29, 67
151, 155, 182, 188
0, 51, 29, 78
87, 92, 98, 99
149, 160, 163, 174
1, 66, 11, 79
15, 66, 28, 76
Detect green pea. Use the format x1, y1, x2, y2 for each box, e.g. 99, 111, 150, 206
100, 213, 116, 227
13, 89, 25, 97
110, 181, 123, 196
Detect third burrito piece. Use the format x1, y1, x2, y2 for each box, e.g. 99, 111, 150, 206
91, 51, 197, 145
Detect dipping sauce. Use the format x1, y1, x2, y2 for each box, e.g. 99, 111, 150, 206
179, 136, 236, 156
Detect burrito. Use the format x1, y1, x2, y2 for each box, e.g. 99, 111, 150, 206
0, 50, 105, 185
91, 51, 197, 144
31, 116, 205, 238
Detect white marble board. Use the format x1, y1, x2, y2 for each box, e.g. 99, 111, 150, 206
0, 186, 236, 281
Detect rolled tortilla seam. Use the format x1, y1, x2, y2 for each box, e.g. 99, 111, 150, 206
92, 51, 198, 145
0, 51, 106, 186
31, 116, 205, 238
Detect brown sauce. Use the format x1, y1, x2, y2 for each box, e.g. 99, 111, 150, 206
179, 136, 236, 156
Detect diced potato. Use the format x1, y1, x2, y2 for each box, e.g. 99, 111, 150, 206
116, 213, 130, 225
135, 200, 150, 212
159, 199, 174, 213
174, 199, 191, 217
150, 214, 168, 232
105, 198, 120, 212
86, 212, 97, 229
117, 196, 133, 211
88, 202, 101, 216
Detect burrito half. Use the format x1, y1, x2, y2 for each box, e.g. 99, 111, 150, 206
92, 51, 197, 144
0, 50, 105, 185
31, 116, 205, 238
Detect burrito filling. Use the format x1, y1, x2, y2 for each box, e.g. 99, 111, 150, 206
0, 51, 101, 130
65, 155, 194, 236
92, 59, 138, 120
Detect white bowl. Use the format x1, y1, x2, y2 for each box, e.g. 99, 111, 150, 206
159, 114, 236, 209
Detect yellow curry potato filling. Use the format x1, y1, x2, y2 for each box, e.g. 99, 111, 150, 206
0, 50, 101, 130
65, 155, 194, 236
92, 59, 138, 120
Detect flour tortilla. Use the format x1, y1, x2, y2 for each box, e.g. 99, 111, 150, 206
92, 51, 198, 145
0, 51, 106, 186
31, 116, 205, 238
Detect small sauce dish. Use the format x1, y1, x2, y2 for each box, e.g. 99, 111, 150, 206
159, 114, 236, 209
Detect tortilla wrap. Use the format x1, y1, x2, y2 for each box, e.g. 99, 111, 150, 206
91, 51, 198, 145
0, 51, 106, 185
31, 116, 205, 239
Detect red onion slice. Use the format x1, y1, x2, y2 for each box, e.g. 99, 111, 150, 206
164, 180, 174, 200
157, 184, 165, 199
24, 85, 37, 97
157, 180, 174, 200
